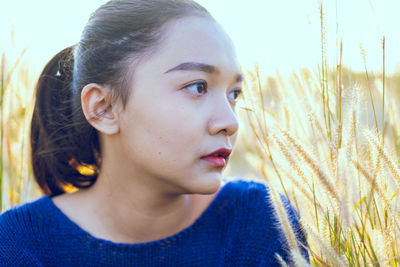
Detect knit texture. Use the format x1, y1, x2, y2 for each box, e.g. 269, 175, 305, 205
0, 179, 309, 266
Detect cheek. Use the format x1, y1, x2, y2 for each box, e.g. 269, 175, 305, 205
121, 100, 203, 160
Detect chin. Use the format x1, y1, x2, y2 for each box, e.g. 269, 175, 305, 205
186, 173, 222, 195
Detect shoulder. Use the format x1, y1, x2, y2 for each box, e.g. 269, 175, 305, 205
232, 177, 307, 243
221, 176, 269, 197
0, 245, 43, 266
0, 197, 50, 266
222, 177, 299, 220
222, 177, 275, 221
222, 177, 309, 265
221, 177, 278, 215
0, 195, 50, 232
219, 177, 279, 235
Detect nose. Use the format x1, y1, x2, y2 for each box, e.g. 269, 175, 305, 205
207, 97, 239, 137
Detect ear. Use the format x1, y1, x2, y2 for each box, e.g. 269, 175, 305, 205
81, 83, 120, 135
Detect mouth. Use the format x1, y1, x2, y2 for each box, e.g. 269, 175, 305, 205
200, 148, 232, 167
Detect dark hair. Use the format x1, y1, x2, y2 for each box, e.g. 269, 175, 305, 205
30, 0, 212, 196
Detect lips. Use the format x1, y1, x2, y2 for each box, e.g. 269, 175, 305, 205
201, 148, 232, 167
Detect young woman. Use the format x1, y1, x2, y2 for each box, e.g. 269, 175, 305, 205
0, 0, 308, 265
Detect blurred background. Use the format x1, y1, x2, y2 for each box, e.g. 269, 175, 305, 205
2, 0, 400, 75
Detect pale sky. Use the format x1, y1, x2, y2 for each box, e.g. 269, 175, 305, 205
1, 0, 400, 76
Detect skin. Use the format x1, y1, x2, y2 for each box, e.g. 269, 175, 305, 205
52, 16, 242, 244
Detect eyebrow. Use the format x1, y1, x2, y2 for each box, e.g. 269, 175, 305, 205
164, 62, 243, 83
165, 62, 216, 74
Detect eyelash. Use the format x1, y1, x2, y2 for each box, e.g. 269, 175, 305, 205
184, 81, 243, 102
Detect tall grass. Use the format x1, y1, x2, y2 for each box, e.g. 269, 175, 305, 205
237, 4, 400, 266
0, 48, 39, 212
240, 63, 400, 267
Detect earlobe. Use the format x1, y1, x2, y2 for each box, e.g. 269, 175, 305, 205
81, 83, 120, 135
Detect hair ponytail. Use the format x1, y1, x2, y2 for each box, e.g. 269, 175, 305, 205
31, 46, 99, 196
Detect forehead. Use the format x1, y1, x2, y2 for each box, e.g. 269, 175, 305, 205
147, 16, 240, 74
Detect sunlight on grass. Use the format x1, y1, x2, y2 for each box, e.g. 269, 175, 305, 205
0, 49, 40, 210
1, 3, 400, 266
232, 4, 400, 265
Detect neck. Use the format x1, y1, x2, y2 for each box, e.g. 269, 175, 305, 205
62, 137, 220, 244
69, 169, 218, 244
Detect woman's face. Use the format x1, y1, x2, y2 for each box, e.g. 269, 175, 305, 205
115, 16, 242, 194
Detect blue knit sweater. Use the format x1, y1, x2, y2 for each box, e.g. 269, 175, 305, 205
0, 179, 308, 266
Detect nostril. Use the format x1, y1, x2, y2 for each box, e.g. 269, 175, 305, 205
207, 115, 239, 136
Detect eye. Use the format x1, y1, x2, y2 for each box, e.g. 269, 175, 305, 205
184, 81, 208, 95
228, 89, 243, 102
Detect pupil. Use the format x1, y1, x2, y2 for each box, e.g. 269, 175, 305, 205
197, 84, 205, 93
